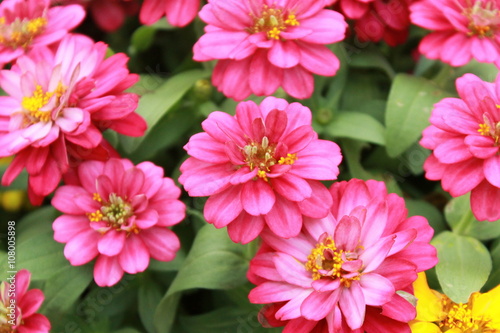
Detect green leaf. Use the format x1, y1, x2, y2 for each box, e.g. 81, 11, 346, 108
385, 74, 450, 157
139, 275, 164, 333
130, 26, 156, 52
340, 139, 373, 180
41, 265, 93, 313
154, 225, 248, 333
445, 193, 500, 240
121, 69, 211, 153
484, 238, 500, 291
327, 112, 385, 145
405, 199, 447, 235
432, 231, 492, 303
349, 48, 396, 79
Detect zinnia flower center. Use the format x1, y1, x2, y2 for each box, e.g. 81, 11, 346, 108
463, 1, 500, 38
0, 283, 17, 333
0, 16, 48, 49
249, 5, 300, 40
305, 235, 360, 287
21, 83, 66, 124
477, 112, 500, 145
438, 299, 492, 332
243, 136, 297, 181
87, 193, 138, 233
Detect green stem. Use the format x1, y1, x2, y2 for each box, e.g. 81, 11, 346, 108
453, 209, 474, 235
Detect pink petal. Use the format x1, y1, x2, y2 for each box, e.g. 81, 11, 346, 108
64, 229, 99, 265
290, 140, 341, 180
334, 215, 361, 252
339, 282, 365, 329
298, 181, 333, 219
140, 227, 180, 261
185, 132, 229, 164
434, 138, 473, 163
272, 173, 312, 202
471, 180, 500, 221
311, 278, 341, 292
265, 195, 302, 238
204, 184, 243, 228
179, 158, 233, 197
275, 289, 313, 321
303, 213, 337, 241
282, 66, 314, 99
52, 185, 90, 214
373, 258, 417, 290
268, 41, 300, 68
201, 111, 245, 145
249, 282, 305, 303
118, 236, 150, 274
301, 289, 340, 321
265, 109, 287, 142
18, 289, 44, 317
298, 42, 339, 76
283, 125, 315, 153
97, 230, 126, 256
17, 313, 51, 332
273, 253, 313, 288
359, 273, 395, 306
380, 293, 416, 322
441, 158, 484, 197
227, 212, 265, 244
135, 209, 159, 229
248, 50, 283, 96
359, 236, 394, 273
53, 215, 90, 243
94, 255, 124, 287
241, 180, 276, 215
484, 155, 500, 188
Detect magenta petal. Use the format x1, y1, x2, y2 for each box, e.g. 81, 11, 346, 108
373, 258, 417, 290
282, 66, 314, 99
360, 236, 395, 273
52, 185, 89, 214
140, 227, 180, 262
17, 313, 51, 332
13, 269, 30, 300
303, 213, 336, 241
227, 212, 265, 244
273, 252, 312, 288
249, 282, 305, 303
334, 215, 361, 252
381, 293, 416, 322
283, 125, 315, 153
18, 289, 44, 318
301, 289, 340, 321
64, 229, 99, 266
118, 236, 150, 274
484, 155, 500, 188
265, 109, 287, 142
204, 185, 243, 228
97, 230, 126, 256
311, 278, 341, 292
260, 230, 312, 262
441, 158, 484, 197
268, 41, 300, 68
201, 111, 245, 146
229, 166, 257, 185
94, 255, 124, 287
359, 273, 395, 306
185, 132, 230, 164
298, 181, 333, 219
120, 167, 145, 199
272, 173, 312, 202
339, 282, 366, 330
53, 215, 90, 244
290, 140, 341, 180
265, 196, 302, 238
135, 209, 159, 229
471, 180, 500, 221
241, 180, 276, 215
179, 158, 233, 197
275, 289, 313, 321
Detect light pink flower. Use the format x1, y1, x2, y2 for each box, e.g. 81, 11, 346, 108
52, 158, 185, 287
0, 34, 146, 205
340, 0, 412, 46
0, 0, 85, 66
51, 0, 140, 32
179, 97, 342, 243
248, 179, 438, 333
0, 269, 51, 332
193, 0, 347, 100
139, 0, 200, 27
410, 0, 500, 66
420, 73, 500, 221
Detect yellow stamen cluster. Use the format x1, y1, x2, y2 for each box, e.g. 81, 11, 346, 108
250, 5, 300, 40
478, 111, 500, 145
0, 16, 48, 49
87, 192, 135, 233
87, 210, 103, 222
439, 301, 479, 331
21, 85, 53, 122
305, 236, 344, 281
464, 1, 500, 38
92, 192, 102, 202
478, 123, 491, 135
278, 153, 297, 165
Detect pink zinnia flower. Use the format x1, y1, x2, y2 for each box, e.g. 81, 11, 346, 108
139, 0, 200, 27
0, 269, 51, 332
179, 97, 342, 243
52, 0, 140, 32
421, 73, 500, 221
248, 179, 438, 333
0, 34, 146, 205
0, 0, 85, 66
193, 0, 347, 100
340, 0, 412, 46
52, 158, 185, 287
410, 0, 500, 66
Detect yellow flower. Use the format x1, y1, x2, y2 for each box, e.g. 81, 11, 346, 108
410, 272, 500, 333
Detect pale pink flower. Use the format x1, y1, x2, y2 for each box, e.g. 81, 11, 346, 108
410, 0, 500, 66
0, 34, 146, 205
0, 269, 51, 332
421, 73, 500, 221
139, 0, 200, 27
52, 158, 185, 287
193, 0, 347, 100
51, 0, 140, 32
340, 0, 412, 46
179, 97, 342, 243
248, 179, 438, 333
0, 0, 85, 66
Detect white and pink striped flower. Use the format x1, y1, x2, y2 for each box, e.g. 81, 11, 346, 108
52, 158, 185, 287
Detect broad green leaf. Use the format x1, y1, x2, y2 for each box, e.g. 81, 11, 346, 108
154, 225, 248, 333
340, 139, 373, 180
121, 69, 211, 153
139, 275, 164, 333
445, 194, 500, 240
484, 238, 500, 291
41, 265, 93, 313
385, 74, 450, 157
130, 26, 156, 53
432, 231, 492, 303
114, 329, 144, 333
327, 112, 385, 145
406, 199, 446, 235
349, 48, 396, 79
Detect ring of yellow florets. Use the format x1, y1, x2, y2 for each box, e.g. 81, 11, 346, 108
249, 5, 300, 40
242, 136, 297, 181
464, 2, 500, 38
438, 297, 493, 332
477, 109, 500, 146
87, 193, 138, 233
0, 16, 48, 49
21, 83, 66, 124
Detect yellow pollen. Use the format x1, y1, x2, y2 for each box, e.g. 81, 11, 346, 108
26, 17, 47, 34
278, 153, 297, 165
21, 85, 53, 122
268, 27, 282, 40
0, 16, 48, 49
87, 210, 103, 222
478, 123, 491, 135
439, 303, 477, 331
464, 2, 500, 38
92, 193, 102, 203
305, 236, 344, 281
257, 170, 268, 181
250, 5, 300, 40
284, 14, 299, 26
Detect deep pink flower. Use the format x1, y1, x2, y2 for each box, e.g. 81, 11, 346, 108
52, 158, 185, 287
51, 0, 140, 32
192, 0, 347, 100
0, 0, 85, 66
420, 73, 500, 221
0, 269, 51, 332
340, 0, 412, 46
0, 34, 146, 205
179, 97, 342, 243
248, 179, 438, 333
139, 0, 200, 27
410, 0, 500, 66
